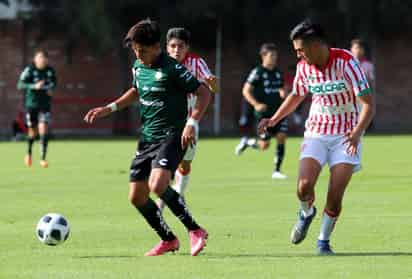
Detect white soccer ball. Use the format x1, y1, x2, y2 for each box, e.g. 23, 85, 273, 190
36, 213, 70, 246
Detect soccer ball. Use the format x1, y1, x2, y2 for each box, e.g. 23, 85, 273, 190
36, 213, 70, 246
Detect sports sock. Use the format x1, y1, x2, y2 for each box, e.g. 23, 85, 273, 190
40, 134, 49, 160
274, 143, 285, 171
246, 138, 258, 149
318, 209, 338, 241
160, 186, 200, 231
173, 167, 191, 195
136, 198, 176, 241
300, 199, 314, 218
27, 137, 35, 155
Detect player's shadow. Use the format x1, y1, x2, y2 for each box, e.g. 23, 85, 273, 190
205, 251, 412, 259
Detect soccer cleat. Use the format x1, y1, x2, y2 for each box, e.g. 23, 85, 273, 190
189, 228, 208, 256
271, 171, 287, 179
290, 206, 317, 244
144, 238, 180, 256
235, 138, 248, 156
40, 160, 48, 168
24, 155, 32, 167
317, 239, 335, 255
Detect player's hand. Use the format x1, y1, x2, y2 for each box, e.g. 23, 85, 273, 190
254, 103, 267, 112
258, 118, 275, 134
205, 76, 218, 93
34, 80, 45, 90
343, 130, 362, 156
181, 124, 197, 149
84, 106, 112, 124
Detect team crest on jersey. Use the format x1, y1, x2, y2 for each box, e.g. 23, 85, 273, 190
155, 71, 163, 80
263, 72, 268, 79
308, 75, 317, 81
276, 72, 280, 79
47, 70, 53, 77
33, 70, 38, 76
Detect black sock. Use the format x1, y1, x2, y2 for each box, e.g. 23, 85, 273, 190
40, 134, 49, 160
275, 144, 285, 172
136, 198, 176, 241
27, 137, 35, 155
160, 186, 200, 231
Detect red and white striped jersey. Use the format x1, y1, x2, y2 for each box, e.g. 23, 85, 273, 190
292, 48, 371, 136
181, 53, 213, 116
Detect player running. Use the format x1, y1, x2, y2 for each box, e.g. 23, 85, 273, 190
18, 49, 57, 168
235, 43, 288, 179
258, 20, 375, 255
84, 19, 211, 256
156, 27, 216, 209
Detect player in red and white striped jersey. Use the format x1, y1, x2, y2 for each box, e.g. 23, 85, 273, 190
157, 27, 217, 210
350, 39, 375, 89
259, 20, 375, 255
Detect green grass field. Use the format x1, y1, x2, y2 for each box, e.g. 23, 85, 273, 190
1, 136, 411, 279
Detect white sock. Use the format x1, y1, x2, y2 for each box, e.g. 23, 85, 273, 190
172, 170, 190, 195
300, 200, 314, 218
246, 138, 258, 148
318, 211, 337, 241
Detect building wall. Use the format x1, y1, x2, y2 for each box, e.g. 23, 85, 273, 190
0, 21, 411, 138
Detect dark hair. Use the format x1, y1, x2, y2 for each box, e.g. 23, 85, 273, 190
259, 43, 277, 55
289, 19, 326, 42
34, 49, 49, 58
124, 19, 161, 47
166, 27, 191, 44
351, 38, 365, 49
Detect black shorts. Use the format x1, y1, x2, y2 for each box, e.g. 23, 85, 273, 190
129, 133, 186, 182
25, 108, 51, 128
258, 117, 288, 141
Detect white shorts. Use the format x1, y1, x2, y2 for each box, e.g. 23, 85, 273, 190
182, 128, 199, 161
300, 135, 362, 172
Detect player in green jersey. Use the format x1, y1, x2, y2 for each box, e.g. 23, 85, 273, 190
235, 43, 288, 179
17, 49, 57, 168
84, 19, 211, 256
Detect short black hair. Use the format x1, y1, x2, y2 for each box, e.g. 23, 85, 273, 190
259, 43, 277, 55
166, 27, 191, 45
289, 19, 326, 42
351, 38, 366, 49
124, 18, 161, 47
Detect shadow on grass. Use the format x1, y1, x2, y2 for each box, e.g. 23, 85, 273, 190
203, 251, 412, 259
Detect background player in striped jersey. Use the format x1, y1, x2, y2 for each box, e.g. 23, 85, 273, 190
157, 27, 217, 209
235, 43, 288, 179
259, 20, 375, 255
350, 39, 376, 90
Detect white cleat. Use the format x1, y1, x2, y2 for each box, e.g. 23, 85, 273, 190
235, 138, 248, 156
272, 171, 287, 179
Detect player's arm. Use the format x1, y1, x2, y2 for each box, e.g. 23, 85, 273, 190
242, 82, 266, 112
45, 69, 57, 97
84, 87, 139, 124
182, 84, 211, 148
198, 58, 218, 93
258, 94, 305, 133
17, 67, 44, 91
204, 75, 218, 93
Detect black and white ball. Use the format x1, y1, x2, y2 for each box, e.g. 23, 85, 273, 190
36, 213, 70, 246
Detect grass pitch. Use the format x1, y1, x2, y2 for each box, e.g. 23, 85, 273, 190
0, 136, 411, 279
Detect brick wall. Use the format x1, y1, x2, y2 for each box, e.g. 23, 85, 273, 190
1, 20, 411, 137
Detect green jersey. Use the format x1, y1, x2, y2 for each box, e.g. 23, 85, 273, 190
17, 64, 57, 111
133, 53, 201, 143
246, 65, 284, 119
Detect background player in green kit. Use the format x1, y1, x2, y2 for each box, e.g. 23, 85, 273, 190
235, 43, 288, 179
17, 49, 57, 168
84, 19, 211, 256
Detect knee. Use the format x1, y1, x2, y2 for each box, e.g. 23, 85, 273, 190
259, 141, 270, 150
148, 177, 168, 196
297, 178, 314, 199
128, 191, 146, 207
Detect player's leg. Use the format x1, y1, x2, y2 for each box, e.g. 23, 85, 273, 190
317, 163, 353, 255
173, 160, 192, 195
235, 107, 258, 155
291, 137, 327, 244
129, 150, 179, 256
290, 158, 322, 244
38, 114, 50, 167
150, 134, 207, 256
272, 131, 287, 179
24, 110, 38, 167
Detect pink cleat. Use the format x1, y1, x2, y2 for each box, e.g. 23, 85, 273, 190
144, 238, 180, 256
189, 228, 208, 256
